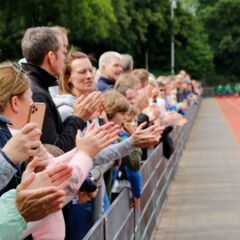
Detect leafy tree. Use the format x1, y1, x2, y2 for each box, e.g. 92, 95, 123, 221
174, 3, 214, 80
60, 0, 116, 44
0, 0, 116, 60
0, 0, 215, 83
96, 0, 171, 69
198, 0, 219, 8
199, 0, 240, 81
179, 0, 199, 14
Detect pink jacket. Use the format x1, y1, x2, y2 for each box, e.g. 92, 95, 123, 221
32, 149, 92, 240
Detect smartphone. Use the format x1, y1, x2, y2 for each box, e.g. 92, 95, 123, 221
27, 102, 46, 133
26, 102, 46, 171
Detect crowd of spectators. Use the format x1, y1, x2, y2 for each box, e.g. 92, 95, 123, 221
0, 26, 202, 240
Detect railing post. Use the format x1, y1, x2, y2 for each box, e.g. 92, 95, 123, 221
91, 167, 103, 223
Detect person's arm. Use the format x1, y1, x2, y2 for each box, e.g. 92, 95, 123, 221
0, 122, 43, 190
0, 150, 18, 191
61, 123, 120, 203
48, 123, 121, 202
44, 148, 92, 204
125, 167, 142, 208
93, 137, 135, 165
0, 189, 27, 240
125, 167, 142, 199
93, 121, 164, 165
63, 151, 93, 204
47, 148, 77, 165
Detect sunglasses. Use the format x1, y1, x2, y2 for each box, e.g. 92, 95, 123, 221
160, 89, 166, 92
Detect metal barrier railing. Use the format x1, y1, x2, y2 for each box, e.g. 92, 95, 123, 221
90, 161, 114, 222
85, 99, 201, 240
202, 87, 215, 97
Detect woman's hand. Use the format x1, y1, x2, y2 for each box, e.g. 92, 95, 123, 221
123, 121, 137, 136
2, 123, 41, 164
73, 92, 104, 122
76, 122, 120, 157
16, 163, 73, 222
22, 161, 73, 190
132, 123, 163, 148
15, 174, 65, 222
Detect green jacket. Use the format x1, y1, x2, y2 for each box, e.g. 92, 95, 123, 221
225, 84, 232, 92
216, 85, 223, 93
122, 148, 142, 172
0, 189, 27, 240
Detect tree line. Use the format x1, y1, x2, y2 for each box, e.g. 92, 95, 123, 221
0, 0, 239, 85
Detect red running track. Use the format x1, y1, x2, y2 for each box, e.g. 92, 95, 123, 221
215, 96, 240, 144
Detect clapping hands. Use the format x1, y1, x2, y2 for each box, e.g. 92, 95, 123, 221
73, 91, 104, 122
76, 122, 120, 157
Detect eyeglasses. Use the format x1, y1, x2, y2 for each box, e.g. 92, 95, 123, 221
160, 89, 166, 92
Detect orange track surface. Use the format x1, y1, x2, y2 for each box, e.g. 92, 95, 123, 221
215, 97, 240, 144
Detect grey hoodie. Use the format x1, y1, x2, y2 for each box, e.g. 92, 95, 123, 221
0, 151, 17, 191
54, 94, 76, 122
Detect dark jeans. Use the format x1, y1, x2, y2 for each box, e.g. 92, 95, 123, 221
64, 201, 93, 240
